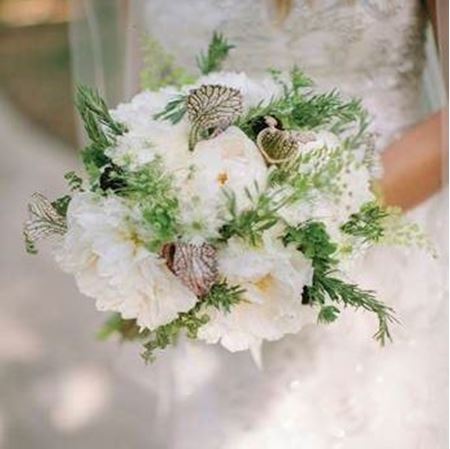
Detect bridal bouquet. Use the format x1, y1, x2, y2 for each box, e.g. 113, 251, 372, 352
24, 34, 429, 362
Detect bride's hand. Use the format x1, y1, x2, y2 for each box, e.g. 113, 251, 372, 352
380, 109, 446, 210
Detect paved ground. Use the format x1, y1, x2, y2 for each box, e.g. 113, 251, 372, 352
0, 96, 170, 449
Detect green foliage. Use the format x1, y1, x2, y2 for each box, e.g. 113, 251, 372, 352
51, 195, 71, 217
76, 85, 126, 145
153, 94, 187, 124
269, 144, 352, 201
97, 313, 149, 341
317, 305, 340, 323
341, 202, 435, 256
305, 274, 397, 345
141, 279, 245, 361
284, 222, 337, 272
81, 143, 110, 183
115, 158, 180, 252
141, 305, 209, 362
140, 36, 195, 90
219, 184, 287, 246
196, 32, 235, 75
237, 67, 366, 141
381, 207, 436, 256
284, 222, 397, 345
203, 281, 245, 312
75, 85, 127, 183
64, 171, 83, 192
341, 201, 389, 243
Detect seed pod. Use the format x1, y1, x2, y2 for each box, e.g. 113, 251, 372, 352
256, 126, 299, 164
162, 241, 218, 297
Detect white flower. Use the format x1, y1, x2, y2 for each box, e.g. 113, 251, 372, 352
176, 126, 268, 240
54, 193, 197, 330
108, 89, 191, 172
111, 88, 179, 130
197, 230, 315, 356
191, 126, 268, 209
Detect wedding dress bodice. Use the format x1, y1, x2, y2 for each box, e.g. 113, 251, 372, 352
143, 0, 427, 147
134, 2, 447, 448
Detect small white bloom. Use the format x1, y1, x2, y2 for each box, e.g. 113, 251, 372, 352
108, 89, 191, 172
198, 230, 315, 355
54, 193, 197, 330
111, 88, 179, 130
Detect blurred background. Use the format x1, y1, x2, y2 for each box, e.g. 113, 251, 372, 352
0, 1, 170, 448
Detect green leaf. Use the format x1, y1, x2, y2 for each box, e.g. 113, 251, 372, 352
317, 305, 340, 323
237, 67, 367, 140
341, 201, 389, 243
218, 184, 286, 246
141, 305, 209, 363
196, 32, 235, 75
153, 94, 188, 124
203, 281, 245, 313
75, 86, 127, 183
113, 158, 180, 252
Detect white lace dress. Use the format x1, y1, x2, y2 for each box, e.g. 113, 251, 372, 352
133, 1, 447, 448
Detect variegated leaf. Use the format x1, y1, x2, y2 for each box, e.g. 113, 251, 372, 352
256, 127, 299, 164
186, 84, 243, 150
162, 241, 218, 297
23, 193, 67, 253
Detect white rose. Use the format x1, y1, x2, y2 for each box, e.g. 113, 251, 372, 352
197, 230, 315, 358
54, 193, 197, 330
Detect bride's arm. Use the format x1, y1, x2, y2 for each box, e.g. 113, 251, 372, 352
380, 109, 446, 210
380, 0, 447, 210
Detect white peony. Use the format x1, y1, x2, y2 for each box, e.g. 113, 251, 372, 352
54, 193, 197, 330
176, 126, 268, 240
197, 229, 315, 357
190, 126, 268, 209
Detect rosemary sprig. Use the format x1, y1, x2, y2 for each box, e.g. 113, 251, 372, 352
75, 85, 127, 183
237, 67, 366, 140
284, 222, 397, 344
153, 94, 188, 124
203, 281, 245, 313
141, 304, 209, 362
196, 32, 235, 75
